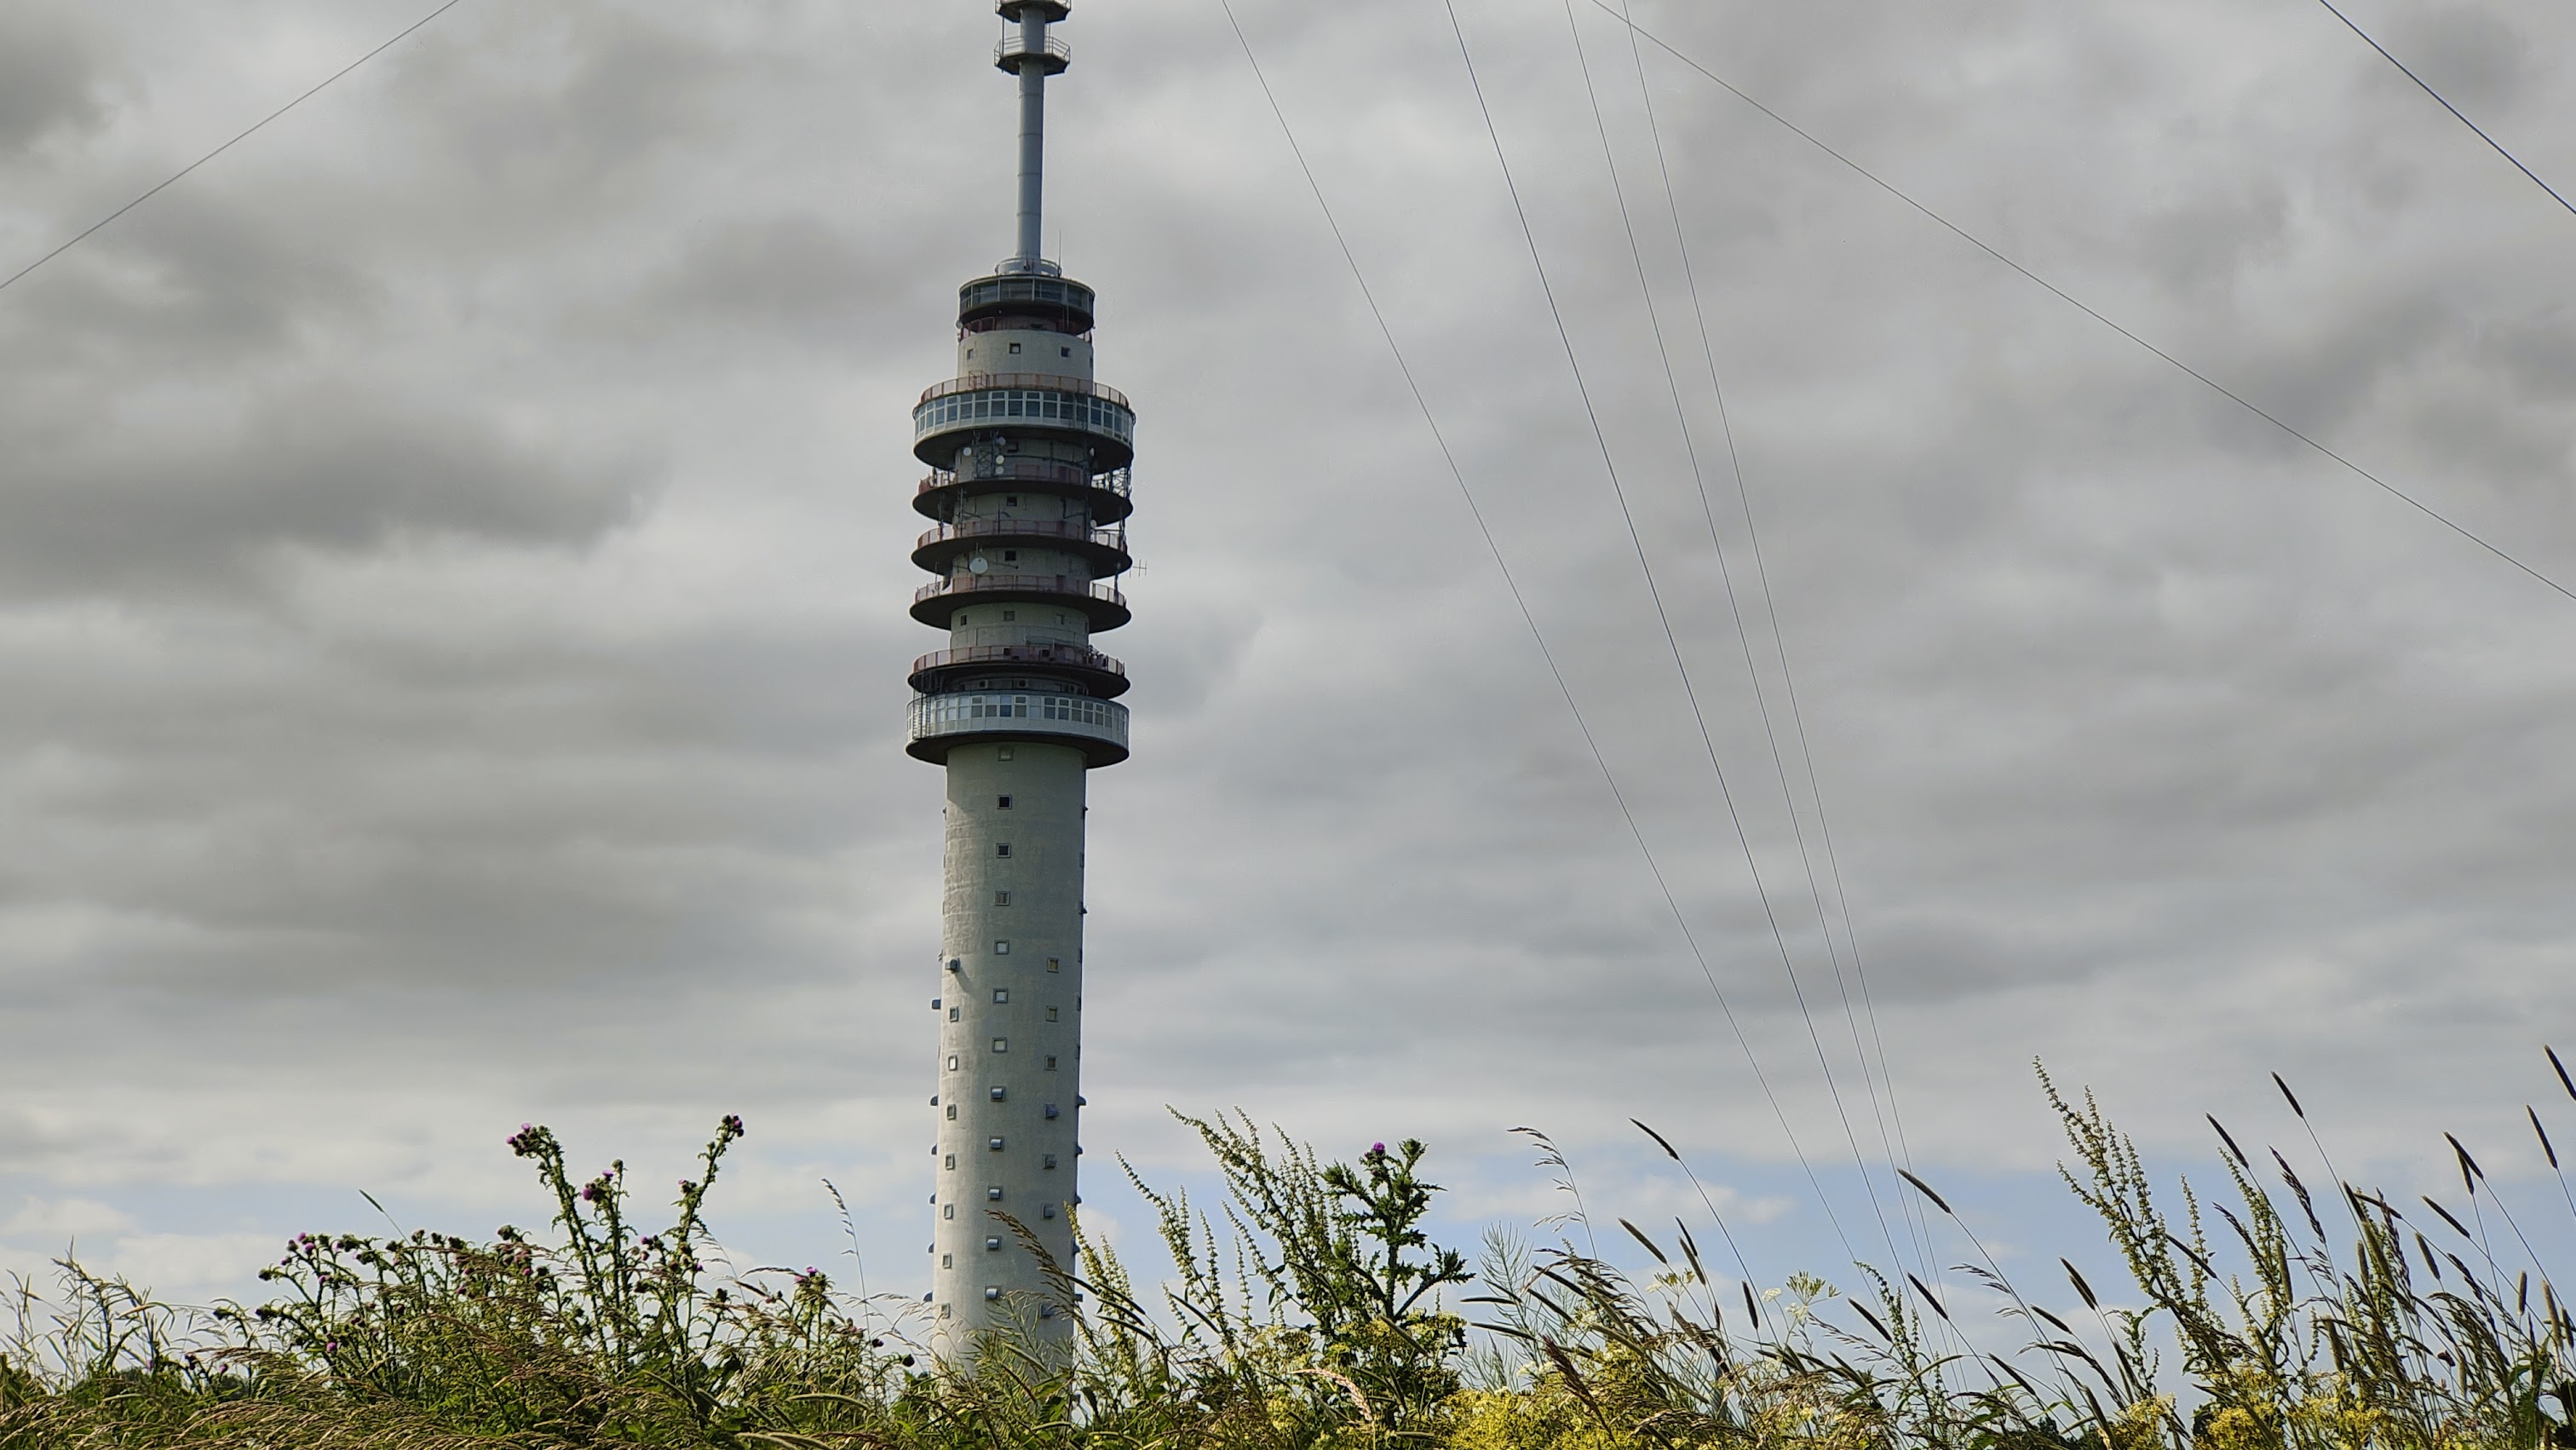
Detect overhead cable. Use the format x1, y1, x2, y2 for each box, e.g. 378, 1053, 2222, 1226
1593, 2, 2576, 608
1215, 0, 1855, 1298
0, 0, 474, 297
2312, 0, 2576, 223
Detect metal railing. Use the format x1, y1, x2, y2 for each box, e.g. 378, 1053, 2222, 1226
995, 33, 1072, 67
916, 519, 1127, 554
911, 644, 1125, 680
919, 372, 1128, 410
914, 573, 1127, 611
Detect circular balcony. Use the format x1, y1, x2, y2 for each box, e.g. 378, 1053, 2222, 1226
958, 273, 1094, 333
912, 573, 1130, 630
995, 32, 1070, 75
909, 691, 1128, 768
911, 373, 1134, 469
912, 519, 1129, 575
909, 643, 1129, 699
915, 462, 1131, 525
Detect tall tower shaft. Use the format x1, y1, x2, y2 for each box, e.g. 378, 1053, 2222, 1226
907, 0, 1130, 1345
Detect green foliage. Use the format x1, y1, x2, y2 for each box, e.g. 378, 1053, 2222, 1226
5, 1078, 2576, 1450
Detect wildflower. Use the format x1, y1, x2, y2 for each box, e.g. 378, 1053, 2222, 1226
1371, 1142, 1386, 1155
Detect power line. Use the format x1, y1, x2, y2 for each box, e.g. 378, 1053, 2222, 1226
1593, 1, 2576, 609
1211, 0, 1864, 1277
1548, 0, 1918, 1283
1601, 0, 1946, 1299
0, 0, 474, 297
2312, 0, 2576, 223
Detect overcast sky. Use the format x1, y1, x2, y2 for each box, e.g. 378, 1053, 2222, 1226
3, 0, 2573, 1321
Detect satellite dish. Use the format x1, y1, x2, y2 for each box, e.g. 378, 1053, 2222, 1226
968, 555, 991, 575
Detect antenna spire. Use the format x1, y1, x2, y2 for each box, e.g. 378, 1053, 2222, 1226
998, 2, 1071, 269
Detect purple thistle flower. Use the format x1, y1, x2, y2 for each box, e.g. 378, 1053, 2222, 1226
1371, 1142, 1386, 1155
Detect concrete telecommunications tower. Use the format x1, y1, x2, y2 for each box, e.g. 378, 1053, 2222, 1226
905, 0, 1130, 1338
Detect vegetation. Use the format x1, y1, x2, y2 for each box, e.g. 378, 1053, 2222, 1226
8, 1062, 2576, 1449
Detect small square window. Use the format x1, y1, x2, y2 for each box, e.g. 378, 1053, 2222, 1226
993, 988, 1009, 1004
1044, 1103, 1059, 1119
948, 1006, 959, 1021
1002, 550, 1019, 563
986, 1187, 1003, 1201
1046, 957, 1060, 973
997, 843, 1011, 858
998, 796, 1013, 810
986, 1236, 1003, 1251
1008, 341, 1022, 354
946, 1104, 957, 1119
989, 1136, 1004, 1151
943, 1154, 956, 1170
1002, 609, 1016, 621
993, 940, 1010, 955
1060, 345, 1072, 357
943, 1203, 955, 1220
947, 1055, 961, 1071
1040, 1203, 1056, 1219
997, 745, 1015, 762
1005, 496, 1019, 506
940, 1303, 952, 1319
984, 1286, 1001, 1300
992, 1038, 1009, 1053
994, 890, 1011, 906
942, 1253, 953, 1268
1043, 1154, 1058, 1169
1045, 1056, 1058, 1071
990, 1085, 1006, 1100
1045, 1006, 1058, 1022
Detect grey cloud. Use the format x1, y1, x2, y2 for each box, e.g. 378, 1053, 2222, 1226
0, 392, 647, 600
0, 9, 109, 153
3, 0, 2576, 1310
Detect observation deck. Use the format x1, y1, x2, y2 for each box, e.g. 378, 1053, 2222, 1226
911, 518, 1130, 575
909, 642, 1128, 698
907, 690, 1129, 768
911, 573, 1130, 630
911, 372, 1135, 469
915, 461, 1130, 526
958, 273, 1095, 334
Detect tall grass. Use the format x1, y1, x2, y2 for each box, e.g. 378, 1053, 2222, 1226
6, 1061, 2575, 1448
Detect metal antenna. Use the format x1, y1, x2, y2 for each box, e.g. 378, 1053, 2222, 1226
998, 3, 1071, 269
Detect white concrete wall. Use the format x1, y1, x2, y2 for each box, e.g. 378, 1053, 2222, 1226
959, 328, 1093, 379
931, 739, 1086, 1341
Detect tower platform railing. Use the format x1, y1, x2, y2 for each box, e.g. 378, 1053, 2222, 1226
911, 573, 1130, 630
